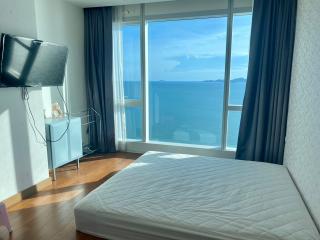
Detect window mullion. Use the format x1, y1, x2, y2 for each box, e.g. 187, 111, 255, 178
140, 4, 149, 142
221, 0, 234, 151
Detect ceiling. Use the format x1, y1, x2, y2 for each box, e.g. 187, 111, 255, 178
64, 0, 175, 8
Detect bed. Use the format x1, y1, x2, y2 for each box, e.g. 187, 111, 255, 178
74, 151, 320, 240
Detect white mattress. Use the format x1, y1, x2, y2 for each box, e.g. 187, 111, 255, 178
74, 151, 320, 240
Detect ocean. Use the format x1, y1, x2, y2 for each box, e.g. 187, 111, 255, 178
124, 79, 246, 148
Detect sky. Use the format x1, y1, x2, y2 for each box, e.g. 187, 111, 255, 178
123, 14, 252, 82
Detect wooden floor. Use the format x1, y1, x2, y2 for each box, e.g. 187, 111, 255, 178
7, 152, 140, 240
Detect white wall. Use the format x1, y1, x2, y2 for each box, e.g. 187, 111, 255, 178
284, 0, 320, 229
0, 0, 49, 201
35, 0, 86, 117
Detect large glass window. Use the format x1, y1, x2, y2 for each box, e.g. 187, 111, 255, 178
148, 18, 227, 146
120, 3, 252, 151
123, 24, 142, 140
229, 14, 252, 106
227, 14, 252, 149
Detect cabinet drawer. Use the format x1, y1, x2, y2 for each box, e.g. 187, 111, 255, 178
47, 120, 69, 168
45, 117, 83, 170
68, 118, 83, 160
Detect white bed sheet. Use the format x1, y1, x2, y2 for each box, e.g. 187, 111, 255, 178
74, 151, 320, 240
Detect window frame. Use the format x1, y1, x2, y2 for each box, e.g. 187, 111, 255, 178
122, 0, 252, 157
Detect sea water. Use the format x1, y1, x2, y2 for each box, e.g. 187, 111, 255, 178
124, 79, 246, 149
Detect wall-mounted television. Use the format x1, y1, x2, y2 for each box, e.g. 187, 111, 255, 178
0, 34, 68, 87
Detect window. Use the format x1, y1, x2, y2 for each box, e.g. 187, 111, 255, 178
148, 18, 227, 146
120, 1, 252, 152
229, 15, 251, 106
227, 14, 252, 149
123, 24, 142, 140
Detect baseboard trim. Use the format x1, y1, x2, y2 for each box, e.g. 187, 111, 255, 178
3, 178, 52, 208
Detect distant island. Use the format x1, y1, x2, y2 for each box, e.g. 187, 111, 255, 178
203, 79, 224, 83
231, 77, 247, 83
202, 77, 246, 83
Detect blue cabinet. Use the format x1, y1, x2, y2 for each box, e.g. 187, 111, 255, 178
45, 117, 82, 180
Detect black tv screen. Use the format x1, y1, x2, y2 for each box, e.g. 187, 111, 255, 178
0, 34, 68, 87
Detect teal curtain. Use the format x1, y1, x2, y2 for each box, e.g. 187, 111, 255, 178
84, 7, 116, 153
236, 0, 297, 164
